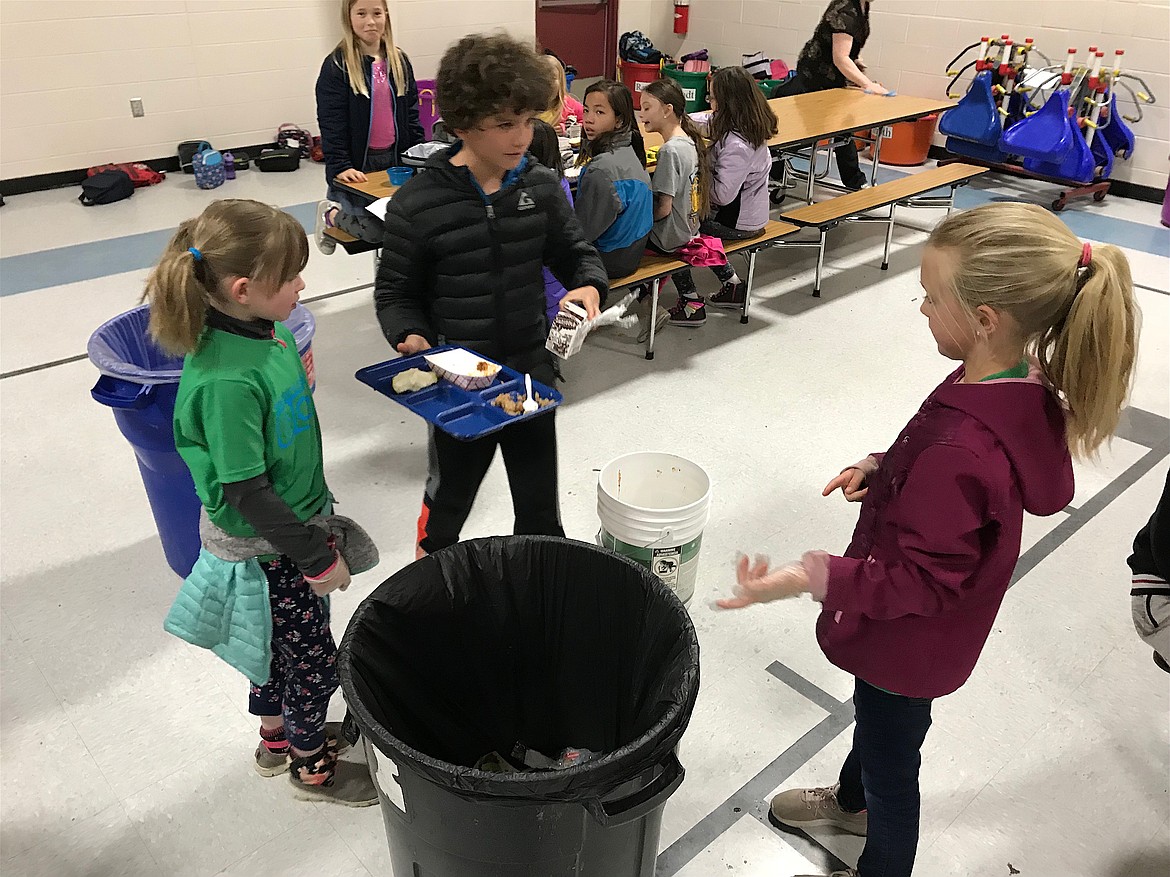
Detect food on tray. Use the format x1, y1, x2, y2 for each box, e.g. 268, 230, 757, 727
491, 392, 554, 416
424, 349, 502, 390
391, 368, 438, 393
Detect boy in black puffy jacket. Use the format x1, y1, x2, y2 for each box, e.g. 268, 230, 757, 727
374, 32, 608, 558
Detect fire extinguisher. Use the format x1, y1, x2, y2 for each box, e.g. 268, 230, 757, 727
674, 0, 689, 35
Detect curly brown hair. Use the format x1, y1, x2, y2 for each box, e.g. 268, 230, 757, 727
436, 33, 555, 131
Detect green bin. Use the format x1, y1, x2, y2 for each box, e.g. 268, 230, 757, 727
663, 65, 709, 112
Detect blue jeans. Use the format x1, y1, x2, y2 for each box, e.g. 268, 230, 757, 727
837, 678, 934, 877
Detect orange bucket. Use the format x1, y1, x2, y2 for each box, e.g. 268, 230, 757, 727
875, 114, 938, 166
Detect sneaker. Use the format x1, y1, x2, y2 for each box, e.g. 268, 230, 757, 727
289, 748, 379, 807
254, 721, 350, 777
793, 870, 859, 877
708, 281, 746, 309
314, 199, 340, 255
842, 179, 870, 192
637, 297, 670, 343
668, 299, 706, 327
768, 784, 868, 836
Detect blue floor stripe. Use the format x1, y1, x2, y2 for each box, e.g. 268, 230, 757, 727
0, 181, 1164, 297
0, 203, 318, 298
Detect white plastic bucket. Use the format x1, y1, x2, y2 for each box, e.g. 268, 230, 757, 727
597, 452, 711, 604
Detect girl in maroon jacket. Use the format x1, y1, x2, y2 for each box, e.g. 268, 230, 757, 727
719, 202, 1139, 877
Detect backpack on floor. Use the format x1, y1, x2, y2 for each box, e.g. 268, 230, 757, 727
178, 140, 212, 174
193, 148, 226, 189
256, 146, 300, 172
79, 170, 134, 206
276, 123, 314, 159
87, 162, 165, 187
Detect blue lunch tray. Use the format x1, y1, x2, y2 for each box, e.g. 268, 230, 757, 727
355, 346, 562, 441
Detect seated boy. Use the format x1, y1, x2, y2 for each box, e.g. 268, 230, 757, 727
374, 32, 608, 557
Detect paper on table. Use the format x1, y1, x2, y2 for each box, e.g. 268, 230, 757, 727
365, 196, 392, 219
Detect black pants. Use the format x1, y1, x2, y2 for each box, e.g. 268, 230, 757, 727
700, 194, 764, 241
248, 556, 338, 752
328, 146, 397, 243
419, 412, 564, 553
837, 678, 934, 877
772, 72, 867, 189
644, 241, 733, 301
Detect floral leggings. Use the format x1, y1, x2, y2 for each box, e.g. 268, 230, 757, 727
248, 556, 339, 752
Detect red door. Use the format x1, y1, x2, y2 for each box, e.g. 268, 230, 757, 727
535, 0, 620, 79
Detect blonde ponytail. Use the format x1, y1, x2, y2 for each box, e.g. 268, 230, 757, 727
1041, 242, 1137, 457
143, 200, 309, 356
144, 222, 211, 355
928, 202, 1138, 459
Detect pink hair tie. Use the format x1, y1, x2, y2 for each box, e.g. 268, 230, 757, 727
1079, 242, 1092, 268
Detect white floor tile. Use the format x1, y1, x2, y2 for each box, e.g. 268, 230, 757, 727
0, 803, 159, 877
215, 819, 372, 877
120, 752, 315, 877
674, 814, 822, 877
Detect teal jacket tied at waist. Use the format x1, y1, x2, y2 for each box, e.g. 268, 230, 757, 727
163, 512, 379, 685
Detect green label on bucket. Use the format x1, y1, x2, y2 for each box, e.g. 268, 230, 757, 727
600, 531, 703, 602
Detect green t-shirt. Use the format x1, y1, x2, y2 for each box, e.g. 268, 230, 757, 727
174, 322, 327, 537
979, 360, 1030, 382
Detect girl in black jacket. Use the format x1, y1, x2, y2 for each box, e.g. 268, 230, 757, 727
314, 0, 422, 253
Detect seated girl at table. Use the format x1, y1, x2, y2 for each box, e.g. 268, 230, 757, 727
314, 0, 422, 254
538, 53, 586, 136
574, 80, 653, 280
639, 78, 742, 328
703, 66, 779, 310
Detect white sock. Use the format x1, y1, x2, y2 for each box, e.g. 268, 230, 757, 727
725, 271, 741, 285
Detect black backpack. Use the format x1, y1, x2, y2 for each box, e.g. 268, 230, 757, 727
79, 170, 134, 206
620, 31, 663, 64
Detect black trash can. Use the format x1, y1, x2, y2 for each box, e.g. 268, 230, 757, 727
339, 536, 700, 877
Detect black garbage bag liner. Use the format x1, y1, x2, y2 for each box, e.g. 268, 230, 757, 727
339, 536, 700, 801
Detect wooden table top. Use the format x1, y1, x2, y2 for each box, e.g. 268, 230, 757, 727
335, 175, 402, 200
768, 89, 954, 148
334, 89, 954, 200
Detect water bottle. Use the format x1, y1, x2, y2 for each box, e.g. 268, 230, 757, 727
223, 152, 236, 180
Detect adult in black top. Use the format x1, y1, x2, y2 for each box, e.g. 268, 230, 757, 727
773, 0, 887, 190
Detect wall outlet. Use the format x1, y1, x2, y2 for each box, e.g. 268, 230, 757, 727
130, 98, 144, 118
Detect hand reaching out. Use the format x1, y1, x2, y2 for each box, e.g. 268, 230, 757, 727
716, 554, 809, 610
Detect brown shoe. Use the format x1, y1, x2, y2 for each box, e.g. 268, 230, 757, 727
768, 784, 867, 836
288, 748, 378, 807
254, 721, 350, 777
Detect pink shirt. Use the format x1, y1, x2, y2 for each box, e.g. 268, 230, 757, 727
369, 58, 397, 150
559, 95, 585, 135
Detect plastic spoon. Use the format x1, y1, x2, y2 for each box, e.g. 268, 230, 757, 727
523, 374, 539, 414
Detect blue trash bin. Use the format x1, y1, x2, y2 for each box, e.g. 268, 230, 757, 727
88, 303, 317, 577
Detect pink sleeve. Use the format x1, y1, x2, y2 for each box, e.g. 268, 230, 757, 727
563, 96, 585, 124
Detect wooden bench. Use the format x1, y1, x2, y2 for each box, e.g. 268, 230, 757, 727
324, 225, 380, 256
609, 219, 800, 360
780, 162, 988, 296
